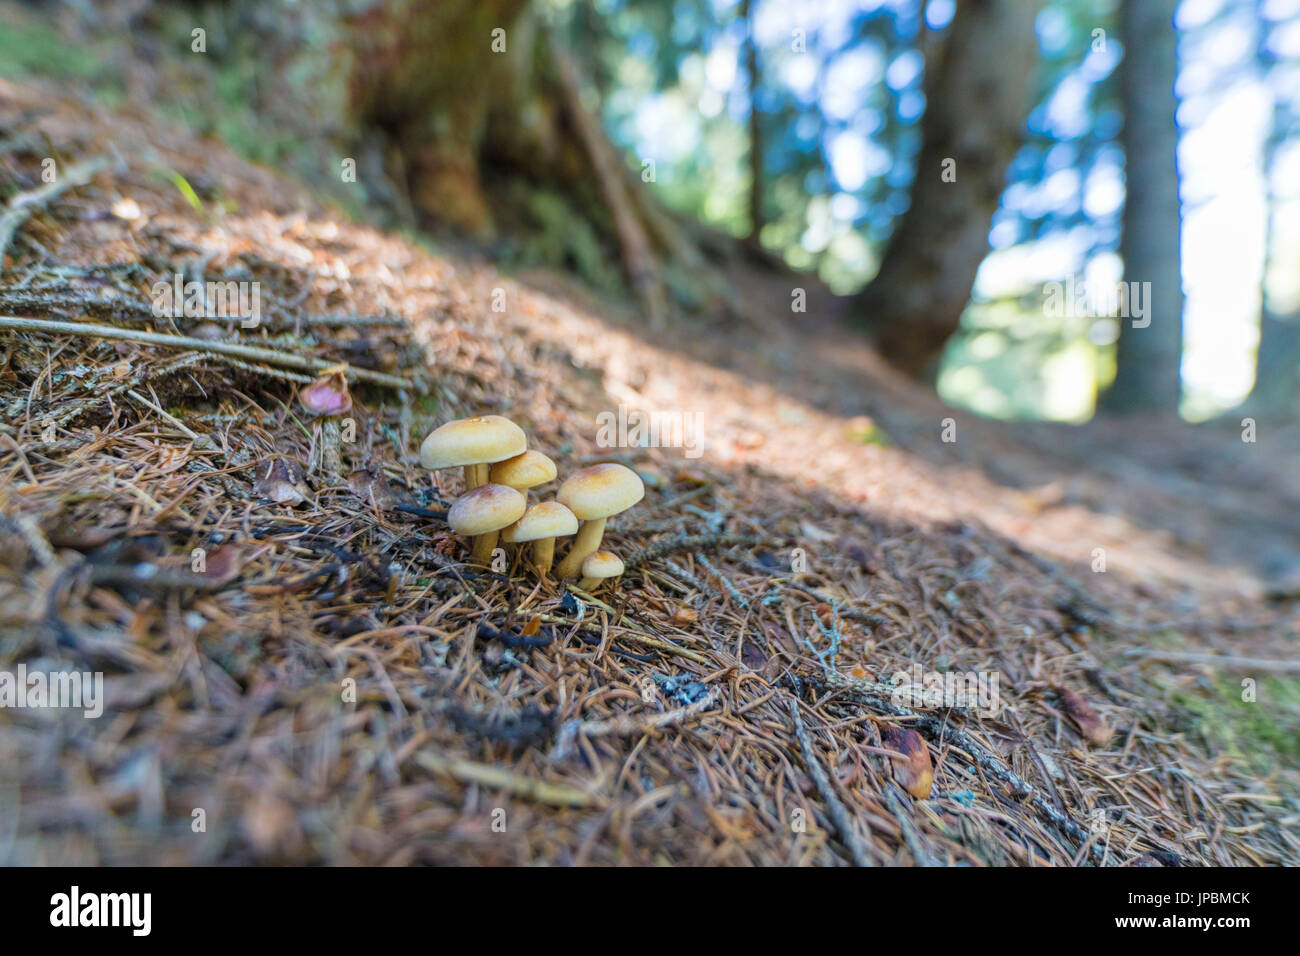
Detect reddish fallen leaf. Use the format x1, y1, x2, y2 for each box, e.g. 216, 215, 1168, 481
882, 725, 934, 799
197, 544, 242, 583
1057, 686, 1113, 745
520, 616, 541, 637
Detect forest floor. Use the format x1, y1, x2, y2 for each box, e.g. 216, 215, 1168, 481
1, 76, 1298, 866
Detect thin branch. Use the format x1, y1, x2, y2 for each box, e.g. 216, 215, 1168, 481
0, 156, 110, 262
0, 315, 417, 390
787, 697, 874, 867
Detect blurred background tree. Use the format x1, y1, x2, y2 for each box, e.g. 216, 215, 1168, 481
1102, 0, 1183, 415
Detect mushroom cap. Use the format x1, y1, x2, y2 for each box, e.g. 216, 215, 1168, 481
557, 463, 645, 520
447, 483, 526, 536
502, 501, 578, 543
490, 450, 557, 490
420, 416, 526, 470
299, 368, 352, 416
581, 550, 625, 580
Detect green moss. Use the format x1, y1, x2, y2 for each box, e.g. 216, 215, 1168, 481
0, 21, 101, 80
1169, 674, 1300, 773
845, 419, 891, 446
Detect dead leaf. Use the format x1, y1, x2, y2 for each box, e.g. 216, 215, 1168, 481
670, 606, 698, 625
1057, 686, 1113, 745
197, 544, 243, 583
347, 466, 415, 509
882, 725, 933, 799
252, 457, 310, 506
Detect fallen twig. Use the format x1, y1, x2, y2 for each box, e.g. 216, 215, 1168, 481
0, 156, 110, 262
0, 315, 417, 390
549, 689, 720, 761
413, 752, 595, 808
787, 697, 874, 867
623, 532, 764, 570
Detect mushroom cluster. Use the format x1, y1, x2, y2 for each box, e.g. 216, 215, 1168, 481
420, 416, 643, 592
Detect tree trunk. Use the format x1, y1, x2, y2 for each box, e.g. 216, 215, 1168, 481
342, 0, 705, 323
1100, 0, 1184, 415
1252, 315, 1300, 414
742, 0, 764, 246
346, 0, 536, 238
859, 0, 1044, 380
1246, 1, 1300, 417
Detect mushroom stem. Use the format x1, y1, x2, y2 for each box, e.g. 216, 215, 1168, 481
533, 537, 556, 576
464, 463, 489, 490
578, 576, 599, 590
470, 530, 498, 566
555, 517, 606, 578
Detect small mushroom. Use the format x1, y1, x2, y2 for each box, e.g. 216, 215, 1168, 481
420, 415, 526, 493
489, 450, 557, 499
502, 501, 578, 577
553, 463, 645, 578
447, 483, 526, 565
299, 364, 352, 482
299, 365, 352, 417
578, 550, 624, 591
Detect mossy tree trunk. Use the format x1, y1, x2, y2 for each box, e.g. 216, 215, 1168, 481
343, 0, 682, 324
346, 0, 539, 238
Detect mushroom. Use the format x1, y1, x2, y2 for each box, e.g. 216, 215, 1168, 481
489, 450, 557, 499
553, 463, 645, 578
420, 415, 526, 493
447, 483, 526, 565
299, 364, 352, 417
299, 364, 351, 483
502, 501, 578, 577
578, 550, 624, 591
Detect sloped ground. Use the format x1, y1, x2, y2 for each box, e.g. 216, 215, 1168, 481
1, 78, 1298, 866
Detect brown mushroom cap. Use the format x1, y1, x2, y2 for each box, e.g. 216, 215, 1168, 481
490, 450, 557, 491
420, 416, 526, 470
502, 501, 578, 543
580, 550, 625, 580
557, 463, 645, 520
447, 483, 526, 536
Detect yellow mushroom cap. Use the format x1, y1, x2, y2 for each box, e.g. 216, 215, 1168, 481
581, 550, 625, 580
420, 416, 526, 470
490, 450, 557, 490
447, 483, 526, 536
557, 463, 645, 520
502, 501, 578, 543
